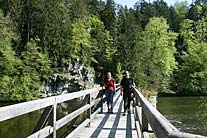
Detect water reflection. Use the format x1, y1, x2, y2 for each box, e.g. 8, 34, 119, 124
196, 97, 207, 134
157, 96, 207, 136
0, 109, 42, 138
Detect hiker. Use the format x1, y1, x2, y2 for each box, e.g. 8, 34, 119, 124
120, 71, 135, 114
104, 72, 116, 113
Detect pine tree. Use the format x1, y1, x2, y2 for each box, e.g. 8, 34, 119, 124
88, 0, 100, 16
101, 0, 117, 38
117, 5, 127, 34
117, 9, 141, 69
42, 0, 71, 67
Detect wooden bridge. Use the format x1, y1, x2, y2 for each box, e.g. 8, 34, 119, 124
0, 85, 206, 138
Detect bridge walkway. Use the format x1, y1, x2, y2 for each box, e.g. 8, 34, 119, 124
75, 93, 138, 138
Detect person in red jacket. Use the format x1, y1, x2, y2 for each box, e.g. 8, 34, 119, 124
104, 72, 115, 113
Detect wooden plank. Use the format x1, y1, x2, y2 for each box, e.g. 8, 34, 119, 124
0, 97, 54, 122
134, 88, 177, 136
135, 121, 142, 138
0, 86, 109, 138
90, 97, 101, 107
56, 87, 101, 104
66, 119, 90, 138
133, 97, 137, 107
0, 87, 101, 123
29, 104, 91, 138
33, 106, 53, 133
91, 108, 101, 119
74, 93, 138, 138
27, 126, 53, 138
89, 93, 92, 127
135, 106, 142, 123
142, 108, 148, 132
143, 132, 154, 138
94, 97, 101, 104
134, 105, 143, 138
149, 96, 157, 108
53, 101, 57, 138
56, 104, 90, 130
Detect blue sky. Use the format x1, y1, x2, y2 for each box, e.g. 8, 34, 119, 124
114, 0, 192, 7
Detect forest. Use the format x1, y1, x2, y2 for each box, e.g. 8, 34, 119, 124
0, 0, 207, 101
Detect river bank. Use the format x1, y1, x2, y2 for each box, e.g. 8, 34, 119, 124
158, 91, 207, 97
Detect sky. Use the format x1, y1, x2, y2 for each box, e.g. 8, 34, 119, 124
114, 0, 192, 8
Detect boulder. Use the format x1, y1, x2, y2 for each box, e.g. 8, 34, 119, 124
42, 58, 95, 97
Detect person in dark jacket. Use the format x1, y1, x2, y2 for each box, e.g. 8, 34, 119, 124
120, 71, 135, 114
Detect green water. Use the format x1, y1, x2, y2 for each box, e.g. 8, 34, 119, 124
0, 99, 84, 138
157, 96, 207, 136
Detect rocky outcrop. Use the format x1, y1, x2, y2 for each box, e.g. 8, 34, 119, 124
42, 58, 95, 97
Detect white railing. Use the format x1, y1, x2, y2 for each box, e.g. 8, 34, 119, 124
132, 86, 207, 138
0, 87, 103, 138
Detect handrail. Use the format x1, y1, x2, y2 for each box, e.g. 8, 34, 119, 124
132, 86, 207, 138
0, 86, 103, 138
0, 85, 121, 138
0, 87, 101, 122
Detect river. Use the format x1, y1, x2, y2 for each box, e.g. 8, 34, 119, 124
0, 99, 85, 138
157, 96, 207, 136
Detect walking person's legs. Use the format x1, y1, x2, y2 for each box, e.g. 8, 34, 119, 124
109, 91, 114, 113
106, 90, 114, 113
105, 90, 110, 112
123, 92, 127, 113
127, 92, 132, 113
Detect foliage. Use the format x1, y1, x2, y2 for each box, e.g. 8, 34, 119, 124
70, 18, 93, 64
0, 10, 21, 101
0, 10, 51, 101
101, 0, 117, 38
175, 16, 207, 95
1, 0, 207, 101
149, 134, 156, 138
137, 17, 178, 92
115, 62, 122, 82
90, 15, 115, 79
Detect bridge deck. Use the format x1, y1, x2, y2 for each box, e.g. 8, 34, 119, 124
75, 94, 138, 138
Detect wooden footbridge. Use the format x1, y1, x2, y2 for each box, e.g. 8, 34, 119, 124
0, 85, 206, 138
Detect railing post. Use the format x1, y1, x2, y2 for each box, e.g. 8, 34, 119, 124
132, 97, 137, 114
149, 96, 157, 108
53, 98, 57, 138
136, 98, 142, 125
137, 93, 149, 134
100, 88, 104, 113
141, 108, 149, 132
133, 95, 138, 120
148, 96, 157, 132
133, 92, 144, 138
89, 92, 91, 127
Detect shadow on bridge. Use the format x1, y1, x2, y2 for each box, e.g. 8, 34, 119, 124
89, 94, 134, 138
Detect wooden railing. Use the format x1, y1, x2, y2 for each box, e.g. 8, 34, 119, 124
1, 84, 206, 138
132, 86, 207, 138
0, 86, 105, 138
